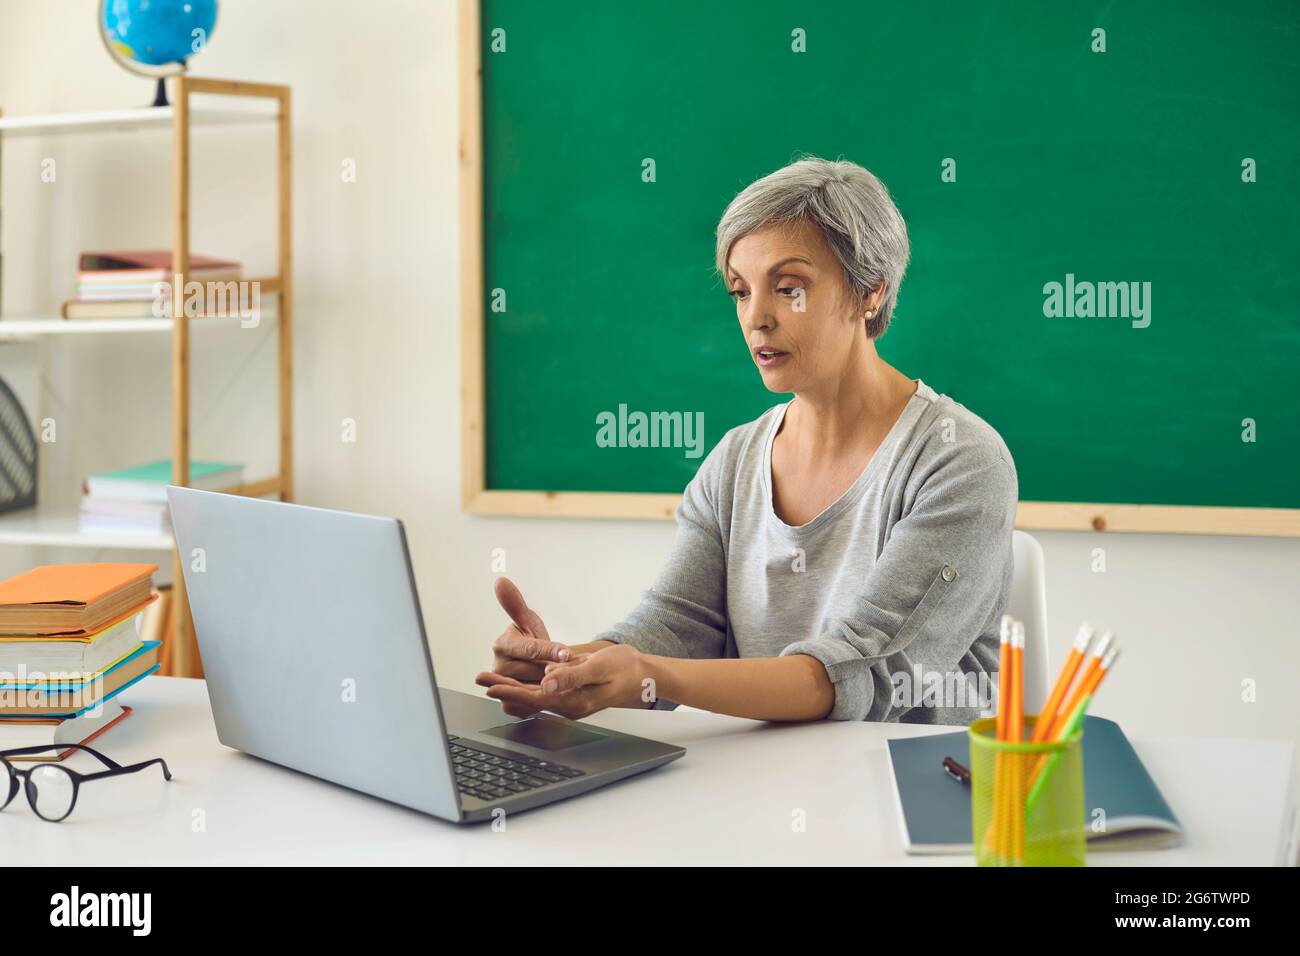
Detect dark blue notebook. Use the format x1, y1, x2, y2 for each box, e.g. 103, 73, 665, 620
886, 716, 1183, 853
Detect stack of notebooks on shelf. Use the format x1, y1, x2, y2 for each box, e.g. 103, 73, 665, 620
0, 563, 162, 760
62, 250, 241, 320
80, 459, 244, 536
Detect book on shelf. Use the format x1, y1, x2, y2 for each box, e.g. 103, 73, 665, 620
80, 460, 243, 535
60, 298, 259, 320
0, 563, 157, 637
65, 249, 243, 319
77, 275, 241, 300
84, 460, 243, 501
78, 250, 241, 279
77, 499, 171, 536
0, 701, 133, 761
62, 299, 162, 320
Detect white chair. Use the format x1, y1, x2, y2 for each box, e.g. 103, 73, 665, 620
1007, 530, 1050, 715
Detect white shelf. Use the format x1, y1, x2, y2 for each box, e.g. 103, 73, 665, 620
0, 505, 172, 551
0, 105, 278, 137
0, 309, 278, 340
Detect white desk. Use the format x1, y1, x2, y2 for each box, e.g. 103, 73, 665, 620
6, 677, 1295, 866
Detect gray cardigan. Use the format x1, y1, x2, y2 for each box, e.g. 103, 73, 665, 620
596, 380, 1018, 724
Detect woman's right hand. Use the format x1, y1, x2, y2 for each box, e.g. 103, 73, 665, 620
488, 577, 572, 683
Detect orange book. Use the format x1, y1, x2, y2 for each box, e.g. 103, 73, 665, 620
0, 563, 157, 637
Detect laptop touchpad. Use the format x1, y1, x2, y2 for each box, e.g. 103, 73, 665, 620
482, 717, 609, 752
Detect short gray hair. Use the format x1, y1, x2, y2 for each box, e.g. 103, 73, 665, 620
715, 155, 911, 338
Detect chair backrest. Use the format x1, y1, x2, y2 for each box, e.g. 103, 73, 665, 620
1007, 530, 1050, 714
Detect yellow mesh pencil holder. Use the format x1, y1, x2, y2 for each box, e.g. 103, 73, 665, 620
968, 716, 1085, 867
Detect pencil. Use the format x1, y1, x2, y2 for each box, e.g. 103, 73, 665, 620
1026, 645, 1120, 814
1046, 631, 1113, 740
1032, 622, 1094, 742
996, 614, 1013, 741
1010, 620, 1025, 862
991, 615, 1014, 860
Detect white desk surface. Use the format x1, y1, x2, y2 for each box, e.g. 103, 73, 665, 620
5, 677, 1294, 866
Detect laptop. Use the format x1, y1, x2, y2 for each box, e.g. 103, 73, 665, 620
166, 487, 685, 823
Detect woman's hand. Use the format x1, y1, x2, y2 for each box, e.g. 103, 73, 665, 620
477, 643, 653, 719
487, 577, 572, 683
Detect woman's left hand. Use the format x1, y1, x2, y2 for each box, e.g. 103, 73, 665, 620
476, 643, 653, 719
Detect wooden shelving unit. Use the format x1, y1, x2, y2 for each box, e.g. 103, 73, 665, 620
0, 310, 275, 338
0, 77, 294, 676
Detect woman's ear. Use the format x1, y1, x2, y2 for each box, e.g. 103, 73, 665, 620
862, 282, 888, 321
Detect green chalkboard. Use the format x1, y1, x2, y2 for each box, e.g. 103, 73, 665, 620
478, 0, 1300, 513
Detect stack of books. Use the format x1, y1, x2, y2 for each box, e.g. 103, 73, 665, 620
80, 459, 244, 536
0, 563, 162, 760
62, 250, 241, 320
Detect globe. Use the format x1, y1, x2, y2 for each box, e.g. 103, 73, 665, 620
100, 0, 219, 106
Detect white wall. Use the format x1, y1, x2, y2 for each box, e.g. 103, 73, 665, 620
2, 2, 1297, 761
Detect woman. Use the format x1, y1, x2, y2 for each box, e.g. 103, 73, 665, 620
477, 156, 1017, 724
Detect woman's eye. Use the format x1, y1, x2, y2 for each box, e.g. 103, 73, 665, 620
777, 286, 801, 297
728, 290, 749, 301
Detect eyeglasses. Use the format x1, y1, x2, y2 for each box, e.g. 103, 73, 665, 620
1, 744, 172, 822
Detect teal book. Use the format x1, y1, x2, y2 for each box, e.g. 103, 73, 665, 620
85, 460, 243, 502
886, 716, 1183, 853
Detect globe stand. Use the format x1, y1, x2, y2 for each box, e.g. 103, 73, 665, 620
99, 5, 208, 110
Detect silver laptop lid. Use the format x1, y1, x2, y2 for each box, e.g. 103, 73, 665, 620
166, 487, 460, 821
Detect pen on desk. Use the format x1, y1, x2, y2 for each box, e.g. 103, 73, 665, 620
943, 756, 971, 785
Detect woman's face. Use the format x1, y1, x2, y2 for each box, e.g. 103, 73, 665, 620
726, 219, 865, 394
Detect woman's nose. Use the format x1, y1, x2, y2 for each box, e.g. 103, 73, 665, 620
743, 294, 776, 331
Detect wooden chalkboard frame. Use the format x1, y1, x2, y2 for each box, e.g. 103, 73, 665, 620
457, 1, 678, 522
457, 0, 1300, 537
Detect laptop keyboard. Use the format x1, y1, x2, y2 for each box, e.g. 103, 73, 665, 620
448, 736, 585, 803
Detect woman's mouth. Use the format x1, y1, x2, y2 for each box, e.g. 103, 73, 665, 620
753, 347, 789, 369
